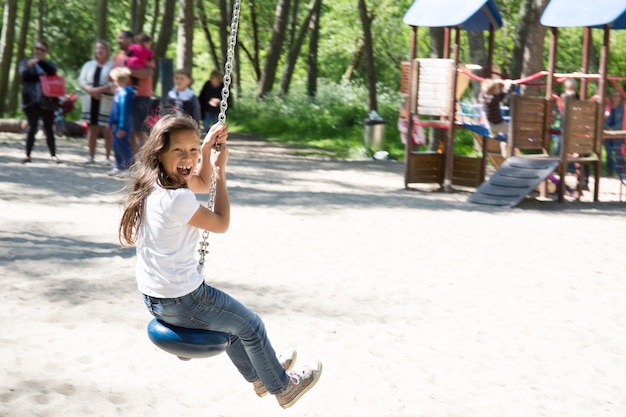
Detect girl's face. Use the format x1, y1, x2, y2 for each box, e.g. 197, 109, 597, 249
159, 129, 200, 183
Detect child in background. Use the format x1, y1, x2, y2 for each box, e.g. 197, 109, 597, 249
126, 33, 153, 87
479, 78, 513, 157
167, 69, 201, 123
199, 70, 224, 133
107, 67, 135, 177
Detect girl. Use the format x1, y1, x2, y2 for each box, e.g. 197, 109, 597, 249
118, 114, 321, 408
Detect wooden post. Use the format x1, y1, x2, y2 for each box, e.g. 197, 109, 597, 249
581, 27, 591, 100
404, 26, 418, 188
444, 27, 460, 191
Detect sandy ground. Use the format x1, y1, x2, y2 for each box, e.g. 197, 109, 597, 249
1, 132, 625, 417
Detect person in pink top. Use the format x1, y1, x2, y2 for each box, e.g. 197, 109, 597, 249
113, 30, 155, 155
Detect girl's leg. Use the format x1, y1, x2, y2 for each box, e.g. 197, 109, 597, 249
40, 109, 57, 157
144, 283, 290, 395
24, 107, 39, 158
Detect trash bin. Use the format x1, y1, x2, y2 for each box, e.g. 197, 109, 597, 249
363, 118, 387, 151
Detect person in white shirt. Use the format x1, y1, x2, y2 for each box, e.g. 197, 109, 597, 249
118, 114, 321, 409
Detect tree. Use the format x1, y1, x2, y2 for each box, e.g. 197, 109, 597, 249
130, 0, 147, 35
96, 0, 108, 41
0, 0, 18, 115
358, 0, 376, 111
306, 0, 321, 97
280, 0, 320, 95
177, 0, 194, 72
511, 0, 550, 96
7, 0, 32, 114
256, 0, 291, 98
197, 0, 220, 72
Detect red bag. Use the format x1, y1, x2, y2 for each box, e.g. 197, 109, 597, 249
39, 75, 66, 98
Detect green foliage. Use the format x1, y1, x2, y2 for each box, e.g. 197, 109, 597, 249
229, 78, 404, 158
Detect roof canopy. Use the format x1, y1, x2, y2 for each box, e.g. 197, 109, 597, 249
403, 0, 503, 31
540, 0, 626, 29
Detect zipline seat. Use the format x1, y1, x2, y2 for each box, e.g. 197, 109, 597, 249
147, 318, 230, 361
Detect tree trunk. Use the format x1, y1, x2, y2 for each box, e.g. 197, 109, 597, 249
467, 31, 486, 97
130, 0, 147, 35
153, 0, 177, 90
153, 0, 177, 61
257, 0, 291, 98
0, 0, 18, 116
280, 0, 319, 95
306, 0, 321, 97
197, 0, 220, 72
96, 0, 107, 40
7, 0, 31, 114
358, 0, 376, 112
429, 27, 444, 58
219, 0, 228, 68
177, 0, 194, 72
511, 0, 549, 96
150, 1, 160, 40
238, 0, 261, 81
342, 38, 363, 82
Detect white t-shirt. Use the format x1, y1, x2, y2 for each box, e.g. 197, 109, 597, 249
136, 186, 204, 298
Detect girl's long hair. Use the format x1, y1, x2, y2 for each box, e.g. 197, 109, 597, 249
118, 112, 200, 247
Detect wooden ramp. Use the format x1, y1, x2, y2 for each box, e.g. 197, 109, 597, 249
468, 156, 560, 207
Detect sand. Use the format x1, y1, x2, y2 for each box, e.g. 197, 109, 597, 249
1, 132, 625, 417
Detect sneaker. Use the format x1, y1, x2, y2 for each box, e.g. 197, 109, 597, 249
116, 169, 130, 178
22, 156, 32, 164
105, 158, 114, 166
84, 157, 95, 164
107, 167, 121, 176
276, 361, 322, 409
50, 156, 62, 164
253, 349, 297, 397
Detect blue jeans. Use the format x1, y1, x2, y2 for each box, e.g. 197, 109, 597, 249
604, 138, 625, 177
111, 127, 133, 170
143, 283, 289, 394
203, 111, 219, 134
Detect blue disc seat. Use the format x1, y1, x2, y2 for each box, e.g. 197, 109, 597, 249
147, 318, 230, 361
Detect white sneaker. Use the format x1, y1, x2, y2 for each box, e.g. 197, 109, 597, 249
107, 167, 121, 176
105, 158, 114, 166
116, 169, 130, 178
253, 349, 297, 397
84, 157, 95, 164
276, 361, 322, 409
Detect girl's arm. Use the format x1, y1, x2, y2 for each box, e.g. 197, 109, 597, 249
187, 123, 228, 193
187, 142, 230, 233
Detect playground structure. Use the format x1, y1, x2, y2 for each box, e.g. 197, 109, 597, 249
401, 0, 503, 191
402, 0, 626, 205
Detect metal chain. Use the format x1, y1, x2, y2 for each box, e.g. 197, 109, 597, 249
198, 0, 241, 274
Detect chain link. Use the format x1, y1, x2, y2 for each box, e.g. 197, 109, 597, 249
198, 0, 241, 275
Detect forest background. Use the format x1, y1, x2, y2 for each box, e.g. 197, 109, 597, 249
1, 0, 626, 160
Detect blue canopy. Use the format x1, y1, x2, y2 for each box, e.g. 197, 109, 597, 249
403, 0, 503, 31
541, 0, 626, 29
